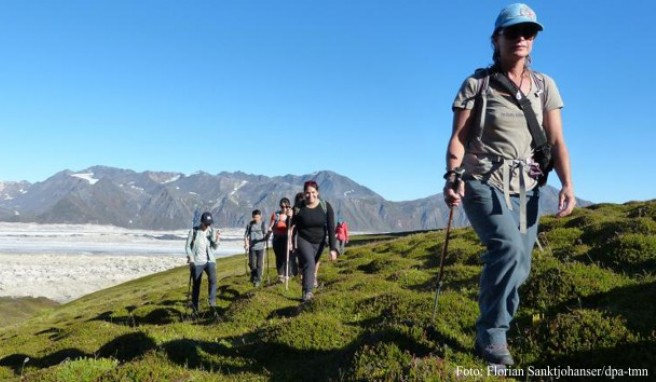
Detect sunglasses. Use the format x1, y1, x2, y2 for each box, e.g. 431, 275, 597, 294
280, 205, 289, 209
501, 25, 538, 40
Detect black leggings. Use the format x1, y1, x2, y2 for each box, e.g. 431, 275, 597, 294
296, 235, 325, 293
273, 234, 297, 277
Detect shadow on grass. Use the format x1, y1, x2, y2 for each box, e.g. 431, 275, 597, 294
161, 326, 436, 381
217, 285, 242, 302
267, 305, 302, 320
0, 349, 87, 375
424, 324, 471, 355
97, 332, 157, 362
0, 332, 157, 376
89, 307, 206, 326
35, 327, 66, 341
541, 280, 656, 337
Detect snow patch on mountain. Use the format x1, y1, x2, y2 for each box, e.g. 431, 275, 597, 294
71, 172, 99, 185
163, 175, 181, 184
230, 180, 248, 196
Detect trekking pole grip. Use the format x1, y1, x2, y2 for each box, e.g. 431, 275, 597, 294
446, 168, 464, 189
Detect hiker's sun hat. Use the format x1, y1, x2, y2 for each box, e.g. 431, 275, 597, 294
494, 3, 543, 32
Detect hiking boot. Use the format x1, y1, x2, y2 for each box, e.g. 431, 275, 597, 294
301, 291, 314, 302
253, 281, 261, 288
475, 341, 514, 365
278, 275, 285, 284
210, 306, 220, 320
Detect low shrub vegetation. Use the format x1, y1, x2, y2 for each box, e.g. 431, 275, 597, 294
1, 200, 655, 381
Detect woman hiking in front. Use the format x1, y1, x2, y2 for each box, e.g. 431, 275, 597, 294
443, 3, 575, 366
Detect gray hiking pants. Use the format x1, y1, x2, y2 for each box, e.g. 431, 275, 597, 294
191, 262, 217, 310
462, 179, 540, 348
249, 248, 265, 283
296, 235, 325, 294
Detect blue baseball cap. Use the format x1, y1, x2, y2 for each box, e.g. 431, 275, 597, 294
494, 3, 544, 32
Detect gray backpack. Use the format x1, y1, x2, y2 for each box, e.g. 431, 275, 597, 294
246, 221, 267, 243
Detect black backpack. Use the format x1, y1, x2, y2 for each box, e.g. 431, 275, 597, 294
190, 226, 200, 250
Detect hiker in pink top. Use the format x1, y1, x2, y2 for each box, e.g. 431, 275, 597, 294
335, 218, 349, 255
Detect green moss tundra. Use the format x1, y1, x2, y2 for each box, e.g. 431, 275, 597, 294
1, 201, 655, 381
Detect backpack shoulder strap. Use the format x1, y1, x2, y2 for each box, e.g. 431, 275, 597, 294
529, 70, 546, 109
190, 226, 199, 250
490, 71, 548, 148
474, 68, 491, 95
469, 68, 492, 144
319, 199, 327, 215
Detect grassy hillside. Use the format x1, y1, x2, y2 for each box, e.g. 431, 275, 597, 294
1, 201, 655, 381
0, 298, 59, 328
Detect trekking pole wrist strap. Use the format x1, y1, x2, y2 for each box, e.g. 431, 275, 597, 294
443, 168, 465, 180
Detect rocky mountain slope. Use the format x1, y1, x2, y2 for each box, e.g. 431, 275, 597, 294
0, 166, 590, 231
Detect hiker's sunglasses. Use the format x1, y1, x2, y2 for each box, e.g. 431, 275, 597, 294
280, 205, 290, 209
501, 25, 538, 40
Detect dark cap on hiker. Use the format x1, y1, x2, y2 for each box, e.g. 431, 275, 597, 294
200, 212, 213, 225
494, 3, 543, 32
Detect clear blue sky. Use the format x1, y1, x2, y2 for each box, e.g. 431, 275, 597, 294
1, 1, 654, 204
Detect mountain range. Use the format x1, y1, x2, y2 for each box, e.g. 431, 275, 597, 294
0, 166, 590, 232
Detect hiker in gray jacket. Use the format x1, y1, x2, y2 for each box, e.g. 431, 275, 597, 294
185, 211, 220, 312
244, 209, 268, 287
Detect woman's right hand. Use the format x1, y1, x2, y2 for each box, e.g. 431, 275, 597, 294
443, 179, 465, 207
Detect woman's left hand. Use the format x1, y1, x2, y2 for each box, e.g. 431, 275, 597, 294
557, 185, 576, 218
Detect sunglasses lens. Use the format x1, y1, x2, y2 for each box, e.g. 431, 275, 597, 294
503, 25, 537, 39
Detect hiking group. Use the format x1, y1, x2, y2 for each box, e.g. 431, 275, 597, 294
186, 180, 343, 308
184, 2, 576, 369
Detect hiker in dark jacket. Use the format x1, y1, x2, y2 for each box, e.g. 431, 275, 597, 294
444, 3, 575, 366
244, 209, 268, 287
184, 211, 220, 312
291, 180, 338, 302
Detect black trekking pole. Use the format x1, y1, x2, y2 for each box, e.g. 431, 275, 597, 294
432, 170, 463, 322
187, 208, 200, 312
186, 264, 193, 307
244, 247, 249, 276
